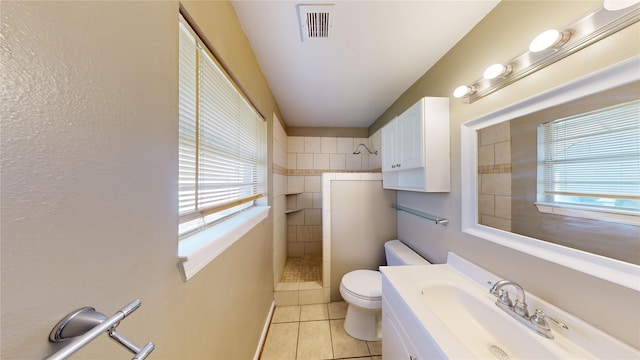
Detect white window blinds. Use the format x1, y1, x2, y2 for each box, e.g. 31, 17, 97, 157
179, 18, 266, 237
539, 99, 640, 212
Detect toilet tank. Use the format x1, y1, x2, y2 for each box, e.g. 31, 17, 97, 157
384, 240, 430, 265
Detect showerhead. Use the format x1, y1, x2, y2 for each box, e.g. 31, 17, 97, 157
352, 143, 377, 155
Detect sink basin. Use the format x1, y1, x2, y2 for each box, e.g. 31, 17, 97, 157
380, 253, 639, 359
418, 281, 564, 359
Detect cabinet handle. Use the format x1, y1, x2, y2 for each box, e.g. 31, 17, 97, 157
409, 356, 418, 360
397, 163, 401, 168
391, 164, 396, 168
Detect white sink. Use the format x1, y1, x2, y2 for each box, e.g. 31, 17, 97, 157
380, 253, 639, 359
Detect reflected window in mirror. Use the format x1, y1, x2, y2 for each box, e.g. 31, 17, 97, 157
537, 100, 640, 222
477, 81, 640, 265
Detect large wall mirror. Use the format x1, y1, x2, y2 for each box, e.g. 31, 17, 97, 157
461, 55, 640, 290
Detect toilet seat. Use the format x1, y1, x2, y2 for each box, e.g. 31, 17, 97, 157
341, 270, 381, 300
340, 270, 382, 310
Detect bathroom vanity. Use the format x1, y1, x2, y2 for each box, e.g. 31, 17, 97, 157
380, 253, 638, 359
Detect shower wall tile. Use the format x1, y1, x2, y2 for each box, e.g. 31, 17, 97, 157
304, 176, 321, 192
329, 154, 346, 170
288, 176, 304, 193
305, 209, 322, 226
337, 138, 353, 154
287, 153, 297, 170
314, 153, 330, 169
304, 137, 321, 153
312, 193, 322, 209
321, 137, 337, 154
346, 154, 362, 171
288, 211, 304, 226
288, 225, 298, 242
297, 193, 313, 209
289, 136, 304, 153
297, 153, 313, 169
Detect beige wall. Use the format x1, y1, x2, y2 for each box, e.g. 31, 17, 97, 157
379, 0, 640, 348
1, 1, 280, 358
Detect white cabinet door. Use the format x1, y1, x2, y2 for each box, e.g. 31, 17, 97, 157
381, 117, 398, 172
397, 101, 423, 171
382, 302, 421, 360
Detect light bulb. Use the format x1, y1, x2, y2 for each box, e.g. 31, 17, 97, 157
483, 64, 510, 80
453, 85, 473, 98
529, 29, 566, 52
603, 0, 640, 11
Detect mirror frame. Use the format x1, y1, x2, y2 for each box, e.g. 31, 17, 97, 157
461, 55, 640, 290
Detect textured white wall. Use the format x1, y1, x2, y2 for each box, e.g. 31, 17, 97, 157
1, 1, 274, 358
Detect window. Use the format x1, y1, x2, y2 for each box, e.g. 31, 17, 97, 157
536, 99, 640, 221
178, 17, 266, 238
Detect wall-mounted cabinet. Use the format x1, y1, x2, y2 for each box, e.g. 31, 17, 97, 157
382, 97, 450, 192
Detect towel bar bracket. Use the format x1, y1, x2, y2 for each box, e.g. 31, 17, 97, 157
46, 300, 154, 360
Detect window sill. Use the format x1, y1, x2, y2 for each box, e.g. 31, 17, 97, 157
178, 206, 270, 281
535, 202, 639, 226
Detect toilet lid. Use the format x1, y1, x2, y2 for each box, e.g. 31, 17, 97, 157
342, 270, 382, 299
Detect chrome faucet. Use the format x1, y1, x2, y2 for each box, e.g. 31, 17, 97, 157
489, 279, 568, 339
489, 280, 529, 318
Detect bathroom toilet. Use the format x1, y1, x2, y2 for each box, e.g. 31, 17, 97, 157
339, 239, 430, 341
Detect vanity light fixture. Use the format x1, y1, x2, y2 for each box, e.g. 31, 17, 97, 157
483, 64, 512, 80
452, 1, 640, 103
529, 29, 571, 52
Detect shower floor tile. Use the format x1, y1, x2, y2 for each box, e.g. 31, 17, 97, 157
280, 256, 322, 282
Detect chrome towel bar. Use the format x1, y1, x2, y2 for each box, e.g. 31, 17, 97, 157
392, 204, 449, 225
46, 300, 154, 360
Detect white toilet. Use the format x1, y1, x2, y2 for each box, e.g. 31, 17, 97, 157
339, 239, 430, 341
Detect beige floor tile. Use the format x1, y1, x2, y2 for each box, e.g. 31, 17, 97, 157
367, 341, 382, 356
276, 282, 299, 291
275, 290, 299, 306
330, 319, 370, 359
299, 288, 324, 305
300, 304, 328, 321
272, 305, 301, 323
299, 281, 323, 290
260, 322, 298, 360
327, 301, 348, 319
371, 356, 382, 360
297, 320, 333, 360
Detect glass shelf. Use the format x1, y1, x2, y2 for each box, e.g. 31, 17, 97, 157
392, 204, 448, 225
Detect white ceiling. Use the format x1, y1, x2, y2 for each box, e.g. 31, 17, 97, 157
232, 0, 500, 128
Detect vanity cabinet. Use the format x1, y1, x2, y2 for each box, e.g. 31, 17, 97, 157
382, 300, 423, 360
382, 272, 445, 359
382, 97, 450, 192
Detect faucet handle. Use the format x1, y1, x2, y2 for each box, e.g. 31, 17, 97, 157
513, 300, 529, 318
497, 289, 513, 308
530, 309, 551, 331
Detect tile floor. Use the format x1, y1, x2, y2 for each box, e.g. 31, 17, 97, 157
260, 302, 382, 360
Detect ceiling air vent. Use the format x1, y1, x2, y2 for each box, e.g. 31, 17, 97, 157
298, 4, 334, 41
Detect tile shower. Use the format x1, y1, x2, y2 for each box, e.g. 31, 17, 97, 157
272, 118, 383, 305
